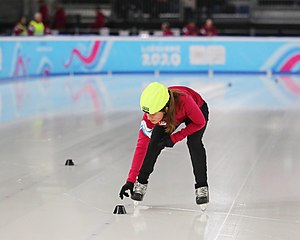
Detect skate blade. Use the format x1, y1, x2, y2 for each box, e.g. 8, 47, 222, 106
200, 204, 207, 211
131, 193, 143, 202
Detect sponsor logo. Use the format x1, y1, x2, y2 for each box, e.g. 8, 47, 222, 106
189, 45, 226, 65
142, 106, 149, 113
141, 44, 181, 67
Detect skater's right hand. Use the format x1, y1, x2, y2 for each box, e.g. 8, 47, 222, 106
119, 182, 134, 200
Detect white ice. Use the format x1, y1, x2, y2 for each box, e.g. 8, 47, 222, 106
0, 74, 300, 240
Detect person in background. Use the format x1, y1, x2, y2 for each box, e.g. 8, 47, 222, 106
199, 18, 218, 36
13, 17, 28, 36
182, 21, 199, 36
28, 12, 45, 36
52, 3, 66, 31
161, 22, 173, 36
91, 7, 105, 29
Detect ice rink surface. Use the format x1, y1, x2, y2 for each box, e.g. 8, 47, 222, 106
0, 74, 300, 240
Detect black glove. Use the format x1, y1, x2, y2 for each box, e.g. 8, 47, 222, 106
158, 135, 174, 148
119, 182, 134, 200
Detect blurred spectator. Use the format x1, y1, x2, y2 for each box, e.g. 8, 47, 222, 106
199, 19, 218, 36
13, 17, 28, 36
52, 4, 66, 30
161, 22, 173, 36
28, 12, 45, 36
182, 21, 198, 36
38, 0, 49, 23
91, 7, 105, 29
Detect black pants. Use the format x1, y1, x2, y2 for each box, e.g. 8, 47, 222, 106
138, 102, 209, 189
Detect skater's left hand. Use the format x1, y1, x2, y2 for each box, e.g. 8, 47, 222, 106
158, 135, 174, 148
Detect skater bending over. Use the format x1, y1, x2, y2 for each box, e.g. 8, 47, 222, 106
119, 82, 209, 205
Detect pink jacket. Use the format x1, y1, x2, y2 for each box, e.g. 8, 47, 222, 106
127, 86, 206, 183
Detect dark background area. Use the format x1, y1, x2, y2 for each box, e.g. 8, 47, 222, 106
1, 0, 300, 36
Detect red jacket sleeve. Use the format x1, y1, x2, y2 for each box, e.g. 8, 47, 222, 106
126, 114, 154, 183
170, 95, 206, 143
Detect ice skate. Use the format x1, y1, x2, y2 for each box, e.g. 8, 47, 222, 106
196, 186, 209, 211
131, 181, 147, 202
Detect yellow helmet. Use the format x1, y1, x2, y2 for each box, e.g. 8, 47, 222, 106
140, 82, 170, 114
